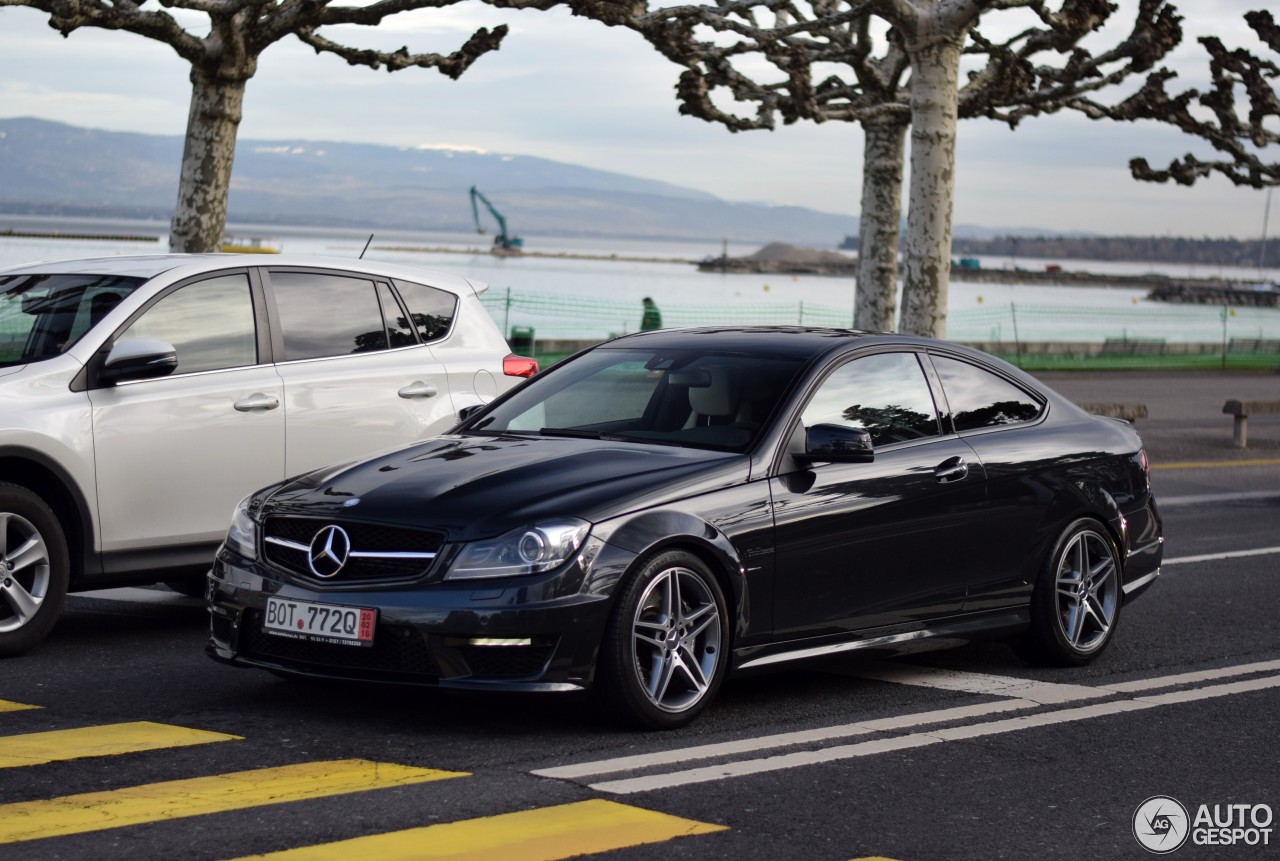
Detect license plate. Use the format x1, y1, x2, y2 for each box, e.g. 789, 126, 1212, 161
263, 597, 377, 647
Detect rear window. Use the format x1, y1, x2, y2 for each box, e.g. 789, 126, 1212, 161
0, 273, 145, 368
932, 355, 1044, 432
393, 279, 457, 343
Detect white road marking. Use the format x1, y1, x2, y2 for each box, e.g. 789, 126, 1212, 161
1157, 490, 1280, 507
846, 661, 1108, 704
72, 587, 203, 606
587, 675, 1280, 794
1105, 659, 1280, 693
532, 699, 1038, 780
1161, 546, 1280, 566
538, 659, 1280, 789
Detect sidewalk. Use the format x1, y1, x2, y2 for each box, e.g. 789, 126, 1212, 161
1034, 370, 1280, 464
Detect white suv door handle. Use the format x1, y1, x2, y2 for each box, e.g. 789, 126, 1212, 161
233, 393, 280, 412
398, 381, 439, 399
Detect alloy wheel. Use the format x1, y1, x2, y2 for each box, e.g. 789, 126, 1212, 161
1053, 528, 1119, 654
0, 511, 52, 634
630, 565, 724, 714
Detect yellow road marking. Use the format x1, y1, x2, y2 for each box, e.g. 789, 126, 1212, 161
0, 700, 40, 713
1153, 457, 1280, 471
0, 721, 240, 769
229, 798, 726, 861
0, 759, 466, 844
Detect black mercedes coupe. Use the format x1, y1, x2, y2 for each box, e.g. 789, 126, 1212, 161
207, 327, 1163, 728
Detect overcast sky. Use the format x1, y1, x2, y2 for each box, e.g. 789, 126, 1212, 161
0, 1, 1275, 238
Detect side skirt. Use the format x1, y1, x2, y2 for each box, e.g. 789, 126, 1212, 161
732, 608, 1030, 672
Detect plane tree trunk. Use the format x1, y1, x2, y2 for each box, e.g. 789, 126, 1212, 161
855, 116, 908, 332
171, 70, 247, 253
898, 28, 966, 339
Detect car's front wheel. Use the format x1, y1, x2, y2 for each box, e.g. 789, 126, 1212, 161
0, 483, 70, 657
1024, 518, 1121, 666
599, 550, 729, 729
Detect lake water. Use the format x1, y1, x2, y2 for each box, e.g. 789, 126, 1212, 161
3, 214, 1278, 345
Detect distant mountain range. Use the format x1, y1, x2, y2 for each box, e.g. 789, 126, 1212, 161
0, 117, 1038, 245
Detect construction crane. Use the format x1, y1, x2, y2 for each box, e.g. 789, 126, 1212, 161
469, 186, 523, 253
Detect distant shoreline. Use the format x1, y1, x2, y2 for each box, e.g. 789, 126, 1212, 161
374, 244, 699, 266
0, 228, 159, 243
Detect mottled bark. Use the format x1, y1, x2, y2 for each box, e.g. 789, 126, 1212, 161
170, 71, 245, 253
855, 116, 907, 332
899, 30, 965, 340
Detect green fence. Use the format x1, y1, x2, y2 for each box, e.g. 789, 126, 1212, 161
481, 289, 1280, 371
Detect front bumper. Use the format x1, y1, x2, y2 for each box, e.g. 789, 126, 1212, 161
205, 544, 624, 692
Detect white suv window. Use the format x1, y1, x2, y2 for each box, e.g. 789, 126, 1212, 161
393, 278, 457, 343
118, 274, 257, 375
270, 271, 390, 361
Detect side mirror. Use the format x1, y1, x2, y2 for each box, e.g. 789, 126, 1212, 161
801, 423, 874, 464
100, 339, 179, 384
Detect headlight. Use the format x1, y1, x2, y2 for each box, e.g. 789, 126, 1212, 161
224, 495, 259, 560
446, 518, 591, 580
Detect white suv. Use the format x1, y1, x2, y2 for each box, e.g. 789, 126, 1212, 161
0, 254, 534, 655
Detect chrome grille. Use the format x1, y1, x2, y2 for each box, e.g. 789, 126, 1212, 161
262, 516, 444, 583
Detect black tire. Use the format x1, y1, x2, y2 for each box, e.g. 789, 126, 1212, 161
597, 549, 729, 730
1023, 518, 1122, 667
0, 483, 70, 657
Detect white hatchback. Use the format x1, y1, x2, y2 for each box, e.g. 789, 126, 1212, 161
0, 254, 535, 655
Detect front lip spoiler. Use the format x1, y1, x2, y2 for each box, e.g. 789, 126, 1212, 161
206, 644, 587, 693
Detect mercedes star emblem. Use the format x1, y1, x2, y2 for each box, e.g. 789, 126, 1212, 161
307, 525, 351, 578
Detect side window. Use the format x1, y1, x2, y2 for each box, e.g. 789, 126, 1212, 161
118, 274, 256, 375
393, 279, 457, 343
932, 355, 1044, 432
377, 284, 416, 348
801, 352, 941, 447
270, 271, 387, 361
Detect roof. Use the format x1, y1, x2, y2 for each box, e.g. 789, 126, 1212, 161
600, 326, 927, 358
0, 254, 480, 294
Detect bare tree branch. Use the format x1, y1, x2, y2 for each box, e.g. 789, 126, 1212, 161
1075, 9, 1279, 188
295, 24, 508, 78
2, 0, 206, 62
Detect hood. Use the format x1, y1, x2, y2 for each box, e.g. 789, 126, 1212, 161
262, 434, 748, 540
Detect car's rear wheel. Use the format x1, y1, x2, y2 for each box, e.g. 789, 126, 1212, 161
0, 483, 70, 657
598, 549, 729, 729
1025, 518, 1121, 666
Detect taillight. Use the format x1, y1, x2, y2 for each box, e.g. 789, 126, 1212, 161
503, 354, 538, 378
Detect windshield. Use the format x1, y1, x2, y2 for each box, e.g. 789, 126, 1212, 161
466, 347, 807, 452
0, 273, 146, 369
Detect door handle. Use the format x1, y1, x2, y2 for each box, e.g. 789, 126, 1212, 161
233, 393, 280, 412
398, 381, 439, 399
934, 456, 969, 483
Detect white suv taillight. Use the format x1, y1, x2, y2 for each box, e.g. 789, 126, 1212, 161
503, 354, 538, 378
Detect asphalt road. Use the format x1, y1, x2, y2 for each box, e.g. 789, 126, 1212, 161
2, 395, 1278, 860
